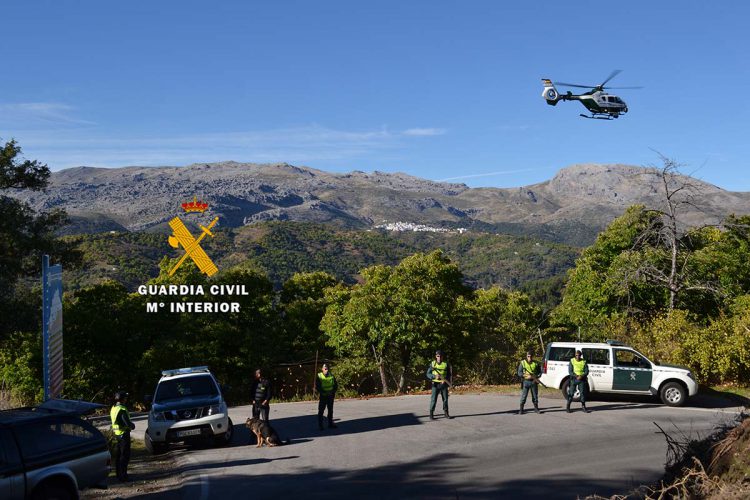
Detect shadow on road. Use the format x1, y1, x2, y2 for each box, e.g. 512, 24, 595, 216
127, 451, 655, 500
268, 411, 423, 441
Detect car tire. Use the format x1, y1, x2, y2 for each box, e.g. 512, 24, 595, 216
31, 482, 74, 500
660, 382, 687, 407
214, 417, 234, 446
561, 379, 581, 402
145, 429, 168, 454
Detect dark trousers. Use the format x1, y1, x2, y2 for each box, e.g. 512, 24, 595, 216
520, 380, 539, 405
568, 378, 587, 403
318, 394, 334, 426
252, 401, 269, 421
430, 383, 449, 413
114, 432, 131, 479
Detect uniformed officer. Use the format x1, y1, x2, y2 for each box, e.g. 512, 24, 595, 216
250, 368, 272, 422
518, 351, 541, 415
316, 362, 338, 430
567, 350, 590, 413
427, 350, 453, 420
110, 391, 136, 482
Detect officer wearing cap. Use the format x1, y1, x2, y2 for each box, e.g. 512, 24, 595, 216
517, 351, 541, 415
110, 391, 136, 481
567, 350, 590, 413
426, 350, 453, 420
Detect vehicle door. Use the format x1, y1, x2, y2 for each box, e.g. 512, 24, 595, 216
613, 349, 653, 391
542, 346, 576, 386
581, 347, 612, 391
0, 428, 24, 500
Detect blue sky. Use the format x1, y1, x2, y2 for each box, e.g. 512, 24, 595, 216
1, 1, 747, 189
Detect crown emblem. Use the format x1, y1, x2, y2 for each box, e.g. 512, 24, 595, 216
181, 196, 209, 213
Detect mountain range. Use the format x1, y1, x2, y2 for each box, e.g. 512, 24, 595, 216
11, 162, 750, 247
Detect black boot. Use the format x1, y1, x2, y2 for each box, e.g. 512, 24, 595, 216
444, 410, 453, 419
533, 403, 540, 414
329, 420, 338, 428
318, 418, 324, 430
566, 400, 571, 413
518, 404, 525, 415
429, 411, 435, 420
582, 404, 590, 413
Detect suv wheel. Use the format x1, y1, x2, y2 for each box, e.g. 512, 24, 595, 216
145, 430, 168, 455
214, 417, 234, 446
31, 482, 74, 500
660, 382, 687, 407
561, 379, 581, 402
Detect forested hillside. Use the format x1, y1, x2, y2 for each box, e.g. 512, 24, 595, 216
63, 221, 579, 296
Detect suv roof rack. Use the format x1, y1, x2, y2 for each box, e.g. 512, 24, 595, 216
161, 366, 210, 378
605, 339, 628, 346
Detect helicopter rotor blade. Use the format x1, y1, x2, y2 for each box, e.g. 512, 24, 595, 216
554, 82, 595, 89
600, 69, 623, 87
603, 85, 643, 90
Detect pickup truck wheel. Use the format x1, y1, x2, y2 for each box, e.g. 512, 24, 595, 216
660, 382, 687, 407
561, 379, 581, 402
214, 417, 234, 446
31, 482, 74, 500
145, 430, 168, 454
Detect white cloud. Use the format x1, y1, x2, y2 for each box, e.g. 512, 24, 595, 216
401, 127, 446, 136
438, 167, 554, 182
0, 102, 95, 128
1, 124, 412, 169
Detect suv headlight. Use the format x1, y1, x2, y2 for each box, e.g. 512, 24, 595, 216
205, 405, 222, 416
151, 411, 166, 422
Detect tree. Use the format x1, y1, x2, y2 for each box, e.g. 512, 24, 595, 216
555, 156, 741, 331
280, 271, 339, 360
321, 251, 471, 393
466, 287, 542, 383
631, 155, 723, 310
0, 139, 77, 337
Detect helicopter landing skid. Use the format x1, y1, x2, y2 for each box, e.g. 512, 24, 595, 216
580, 113, 616, 120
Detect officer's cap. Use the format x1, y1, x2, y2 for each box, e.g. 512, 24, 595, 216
575, 350, 582, 355
435, 350, 445, 357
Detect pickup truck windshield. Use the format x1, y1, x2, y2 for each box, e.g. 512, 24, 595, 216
154, 375, 219, 403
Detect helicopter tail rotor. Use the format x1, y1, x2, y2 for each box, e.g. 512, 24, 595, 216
541, 79, 560, 106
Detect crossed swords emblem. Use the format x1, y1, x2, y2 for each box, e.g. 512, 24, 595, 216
167, 216, 220, 277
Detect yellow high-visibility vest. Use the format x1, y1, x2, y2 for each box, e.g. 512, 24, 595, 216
571, 358, 587, 376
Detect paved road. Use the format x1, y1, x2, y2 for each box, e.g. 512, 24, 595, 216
128, 393, 744, 500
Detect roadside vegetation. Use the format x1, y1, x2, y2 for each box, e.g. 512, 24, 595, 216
1, 141, 749, 410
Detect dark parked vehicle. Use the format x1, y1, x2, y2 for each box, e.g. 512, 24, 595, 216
0, 399, 110, 500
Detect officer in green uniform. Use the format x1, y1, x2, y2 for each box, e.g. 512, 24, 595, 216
567, 350, 591, 413
517, 351, 541, 415
426, 350, 453, 420
316, 362, 338, 430
110, 391, 136, 482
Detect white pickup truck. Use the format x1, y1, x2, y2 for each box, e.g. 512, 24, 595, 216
539, 340, 698, 406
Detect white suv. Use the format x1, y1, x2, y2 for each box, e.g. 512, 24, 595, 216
145, 366, 233, 454
539, 340, 698, 406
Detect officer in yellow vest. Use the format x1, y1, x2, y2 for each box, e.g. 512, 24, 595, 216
110, 391, 136, 482
517, 351, 541, 415
567, 350, 591, 413
316, 363, 338, 430
426, 350, 453, 420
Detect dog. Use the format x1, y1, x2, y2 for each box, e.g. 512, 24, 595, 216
245, 417, 288, 447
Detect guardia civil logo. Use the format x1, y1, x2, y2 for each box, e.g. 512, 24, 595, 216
167, 196, 219, 277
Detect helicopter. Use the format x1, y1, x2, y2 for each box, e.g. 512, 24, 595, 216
541, 70, 641, 120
